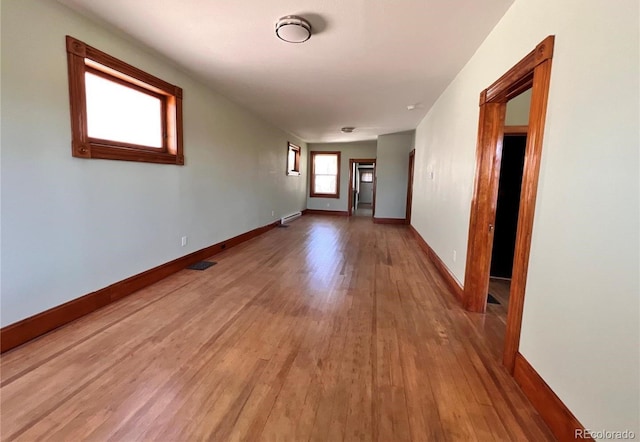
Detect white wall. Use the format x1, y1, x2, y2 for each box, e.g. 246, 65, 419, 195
412, 0, 639, 434
375, 131, 415, 219
0, 0, 3, 314
0, 0, 308, 326
306, 141, 377, 212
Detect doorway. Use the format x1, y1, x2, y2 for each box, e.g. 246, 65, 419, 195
487, 87, 530, 314
462, 36, 554, 372
348, 158, 376, 217
488, 129, 527, 317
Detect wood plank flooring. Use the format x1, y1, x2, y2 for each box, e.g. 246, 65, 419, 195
487, 278, 511, 325
0, 216, 554, 441
354, 203, 373, 217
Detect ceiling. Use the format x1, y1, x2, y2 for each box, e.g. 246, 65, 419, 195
58, 0, 514, 143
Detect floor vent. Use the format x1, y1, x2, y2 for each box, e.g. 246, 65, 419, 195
277, 224, 290, 228
487, 294, 500, 305
187, 261, 217, 271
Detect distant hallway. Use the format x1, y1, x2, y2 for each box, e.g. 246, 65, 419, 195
354, 202, 373, 217
0, 216, 553, 441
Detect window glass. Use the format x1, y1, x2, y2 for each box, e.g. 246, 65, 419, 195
314, 154, 338, 174
85, 72, 163, 148
314, 175, 338, 194
288, 149, 296, 168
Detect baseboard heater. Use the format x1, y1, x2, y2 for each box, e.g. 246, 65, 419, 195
281, 211, 302, 224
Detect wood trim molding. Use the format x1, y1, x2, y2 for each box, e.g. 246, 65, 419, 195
0, 220, 281, 353
348, 161, 353, 216
504, 125, 528, 135
349, 158, 378, 162
463, 101, 506, 312
514, 353, 592, 441
303, 209, 349, 216
463, 35, 555, 374
409, 226, 464, 302
373, 218, 406, 225
503, 56, 553, 372
406, 149, 415, 224
479, 89, 487, 106
484, 36, 554, 103
66, 36, 184, 165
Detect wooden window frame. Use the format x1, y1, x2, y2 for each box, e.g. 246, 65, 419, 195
66, 36, 184, 165
310, 151, 341, 198
286, 142, 301, 176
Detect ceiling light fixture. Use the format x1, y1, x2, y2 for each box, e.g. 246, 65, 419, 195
275, 15, 312, 43
341, 127, 355, 133
407, 103, 424, 111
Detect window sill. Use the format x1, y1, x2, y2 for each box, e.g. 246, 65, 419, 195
309, 193, 340, 199
73, 143, 184, 165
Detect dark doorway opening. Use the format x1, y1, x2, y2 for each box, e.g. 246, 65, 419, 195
487, 131, 527, 327
490, 134, 526, 280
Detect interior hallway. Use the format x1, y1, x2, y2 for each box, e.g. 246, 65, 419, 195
354, 202, 373, 217
0, 216, 553, 441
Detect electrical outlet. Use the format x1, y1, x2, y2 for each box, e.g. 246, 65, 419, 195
453, 250, 457, 262
181, 236, 188, 247
326, 203, 330, 207
271, 210, 274, 217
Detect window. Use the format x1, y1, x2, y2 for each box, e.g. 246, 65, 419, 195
310, 151, 340, 198
361, 171, 373, 183
287, 142, 301, 176
66, 36, 184, 165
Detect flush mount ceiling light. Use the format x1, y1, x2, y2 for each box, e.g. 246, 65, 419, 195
275, 15, 312, 43
341, 127, 355, 133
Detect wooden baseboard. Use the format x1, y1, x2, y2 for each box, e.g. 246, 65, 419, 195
514, 353, 592, 441
373, 217, 407, 225
303, 209, 349, 216
409, 225, 464, 302
0, 220, 281, 353
408, 222, 588, 441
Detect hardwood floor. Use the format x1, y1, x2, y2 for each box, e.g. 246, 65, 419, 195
0, 216, 554, 441
354, 202, 373, 217
487, 278, 511, 325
